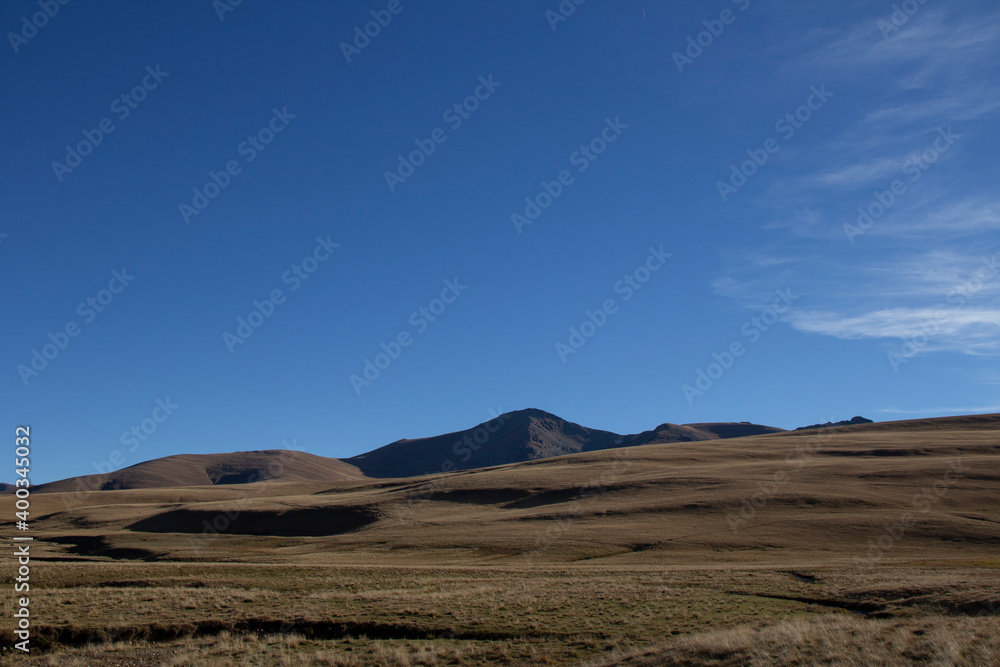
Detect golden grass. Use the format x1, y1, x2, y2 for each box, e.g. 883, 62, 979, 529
4, 415, 998, 665
586, 613, 1000, 666
3, 562, 997, 665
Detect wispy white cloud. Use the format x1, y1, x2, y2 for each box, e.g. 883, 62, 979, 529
714, 248, 1000, 356
786, 307, 1000, 341
799, 9, 1000, 75
876, 405, 1000, 415
761, 207, 840, 239
764, 6, 1000, 212
716, 5, 1000, 364
799, 157, 903, 189
872, 197, 1000, 236
865, 94, 1000, 126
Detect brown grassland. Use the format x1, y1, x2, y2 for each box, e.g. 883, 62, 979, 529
2, 414, 999, 665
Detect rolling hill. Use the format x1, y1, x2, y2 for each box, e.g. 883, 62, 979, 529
32, 408, 787, 492
32, 449, 365, 494
23, 412, 1000, 564
17, 413, 1000, 665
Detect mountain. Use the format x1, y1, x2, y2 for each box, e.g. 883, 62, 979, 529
19, 412, 1000, 664
33, 450, 365, 494
31, 409, 786, 492
343, 408, 784, 477
795, 416, 874, 431
27, 413, 1000, 563
585, 420, 784, 449
344, 408, 618, 477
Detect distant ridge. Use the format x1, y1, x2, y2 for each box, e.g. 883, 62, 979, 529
795, 416, 874, 431
343, 408, 785, 477
31, 409, 787, 492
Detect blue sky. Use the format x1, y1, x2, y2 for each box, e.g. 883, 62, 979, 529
3, 0, 998, 484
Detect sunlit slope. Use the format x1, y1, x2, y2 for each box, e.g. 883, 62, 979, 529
33, 449, 366, 494
25, 414, 999, 567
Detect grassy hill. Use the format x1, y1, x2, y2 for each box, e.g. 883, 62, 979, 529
15, 413, 998, 665
32, 450, 365, 494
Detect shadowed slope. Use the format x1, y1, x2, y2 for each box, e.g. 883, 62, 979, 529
126, 505, 379, 537
344, 408, 785, 478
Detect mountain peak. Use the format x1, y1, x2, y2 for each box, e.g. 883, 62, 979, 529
497, 407, 563, 421
344, 409, 784, 478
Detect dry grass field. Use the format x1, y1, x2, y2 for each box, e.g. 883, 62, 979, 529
3, 414, 999, 665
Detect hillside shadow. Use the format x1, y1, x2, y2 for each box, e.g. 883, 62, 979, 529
126, 506, 378, 537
